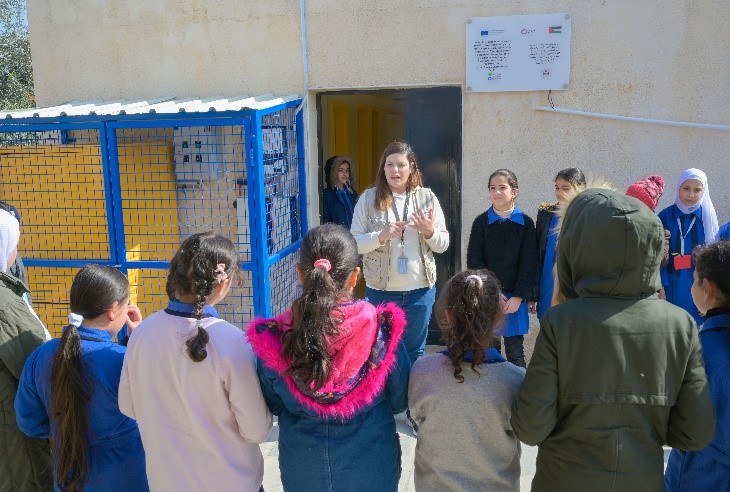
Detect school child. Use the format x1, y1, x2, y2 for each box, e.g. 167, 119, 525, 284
409, 270, 525, 491
322, 155, 359, 228
466, 169, 537, 368
512, 187, 714, 491
665, 240, 730, 491
14, 264, 148, 492
247, 223, 410, 492
658, 168, 719, 324
118, 232, 272, 491
531, 168, 586, 321
0, 209, 52, 492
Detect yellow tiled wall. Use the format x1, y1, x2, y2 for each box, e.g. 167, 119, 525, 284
0, 142, 179, 336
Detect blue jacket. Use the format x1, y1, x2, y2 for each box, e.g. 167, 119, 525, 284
658, 204, 705, 324
15, 327, 148, 492
719, 222, 730, 240
665, 309, 730, 491
247, 301, 410, 492
322, 186, 358, 228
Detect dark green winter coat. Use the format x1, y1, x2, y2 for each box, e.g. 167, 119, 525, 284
0, 271, 52, 492
511, 188, 714, 492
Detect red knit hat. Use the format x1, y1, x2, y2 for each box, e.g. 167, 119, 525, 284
626, 175, 665, 212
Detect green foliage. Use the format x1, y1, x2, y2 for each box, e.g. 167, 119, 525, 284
0, 0, 34, 110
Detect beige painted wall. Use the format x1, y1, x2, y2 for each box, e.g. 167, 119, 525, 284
27, 1, 730, 260
27, 0, 304, 104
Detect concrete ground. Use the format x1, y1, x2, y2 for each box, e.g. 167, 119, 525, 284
259, 316, 671, 491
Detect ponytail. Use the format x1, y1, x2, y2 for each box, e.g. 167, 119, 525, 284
281, 224, 359, 390
440, 270, 503, 382
48, 264, 130, 491
283, 263, 342, 389
50, 324, 91, 491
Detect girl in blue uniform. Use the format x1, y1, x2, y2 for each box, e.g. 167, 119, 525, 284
466, 169, 538, 368
530, 168, 585, 321
658, 168, 719, 324
15, 265, 148, 492
322, 155, 359, 228
665, 239, 730, 490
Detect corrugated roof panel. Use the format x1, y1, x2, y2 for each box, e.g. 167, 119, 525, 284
0, 94, 299, 119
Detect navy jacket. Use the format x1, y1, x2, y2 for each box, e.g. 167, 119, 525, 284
322, 187, 358, 228
15, 327, 148, 492
665, 309, 730, 491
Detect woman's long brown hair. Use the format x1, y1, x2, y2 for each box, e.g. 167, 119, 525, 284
372, 141, 424, 211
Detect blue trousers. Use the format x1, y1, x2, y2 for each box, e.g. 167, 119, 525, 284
366, 286, 436, 364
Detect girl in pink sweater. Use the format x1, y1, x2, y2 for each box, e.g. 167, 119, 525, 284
119, 232, 272, 491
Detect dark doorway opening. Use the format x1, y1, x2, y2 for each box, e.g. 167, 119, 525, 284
317, 87, 462, 343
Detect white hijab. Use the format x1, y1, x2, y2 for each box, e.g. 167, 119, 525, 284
0, 209, 20, 273
674, 168, 719, 244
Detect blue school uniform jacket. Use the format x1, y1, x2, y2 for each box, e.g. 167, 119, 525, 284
322, 186, 358, 228
15, 327, 148, 492
719, 222, 730, 240
658, 204, 705, 324
665, 309, 730, 491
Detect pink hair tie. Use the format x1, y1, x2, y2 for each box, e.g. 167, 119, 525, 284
214, 263, 229, 283
313, 258, 332, 272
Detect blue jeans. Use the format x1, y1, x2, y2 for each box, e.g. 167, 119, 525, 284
366, 286, 436, 364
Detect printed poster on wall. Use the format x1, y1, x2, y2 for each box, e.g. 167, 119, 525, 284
466, 13, 572, 92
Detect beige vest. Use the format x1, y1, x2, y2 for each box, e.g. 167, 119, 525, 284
359, 187, 438, 290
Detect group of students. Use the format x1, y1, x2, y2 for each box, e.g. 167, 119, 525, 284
0, 140, 727, 492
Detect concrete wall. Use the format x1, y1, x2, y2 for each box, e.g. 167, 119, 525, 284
27, 0, 304, 103
27, 0, 730, 259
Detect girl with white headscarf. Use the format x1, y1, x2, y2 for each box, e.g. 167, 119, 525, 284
0, 208, 53, 490
658, 168, 719, 324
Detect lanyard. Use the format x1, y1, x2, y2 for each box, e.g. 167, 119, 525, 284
391, 193, 410, 248
677, 216, 697, 254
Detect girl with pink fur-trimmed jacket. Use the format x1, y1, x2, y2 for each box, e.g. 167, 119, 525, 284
247, 224, 410, 492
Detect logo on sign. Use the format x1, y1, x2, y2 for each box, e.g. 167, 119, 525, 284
521, 28, 535, 35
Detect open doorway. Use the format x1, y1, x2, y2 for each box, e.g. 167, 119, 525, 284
316, 87, 462, 343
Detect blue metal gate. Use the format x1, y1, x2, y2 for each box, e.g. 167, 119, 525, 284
0, 97, 305, 337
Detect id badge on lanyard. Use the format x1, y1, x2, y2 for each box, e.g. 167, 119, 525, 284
392, 195, 410, 275
673, 216, 696, 271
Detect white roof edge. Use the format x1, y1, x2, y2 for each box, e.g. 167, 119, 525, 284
0, 94, 300, 119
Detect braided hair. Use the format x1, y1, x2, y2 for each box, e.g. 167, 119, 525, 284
166, 232, 238, 362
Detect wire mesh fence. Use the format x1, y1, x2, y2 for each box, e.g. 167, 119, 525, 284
0, 100, 304, 337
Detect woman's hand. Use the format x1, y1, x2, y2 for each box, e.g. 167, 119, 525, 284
126, 305, 143, 333
410, 207, 435, 239
378, 221, 408, 244
503, 296, 522, 314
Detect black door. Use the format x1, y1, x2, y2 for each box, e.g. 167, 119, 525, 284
405, 87, 462, 344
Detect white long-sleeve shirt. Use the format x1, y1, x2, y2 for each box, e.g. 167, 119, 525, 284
119, 309, 272, 491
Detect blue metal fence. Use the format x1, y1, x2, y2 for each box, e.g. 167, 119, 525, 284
0, 99, 305, 337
